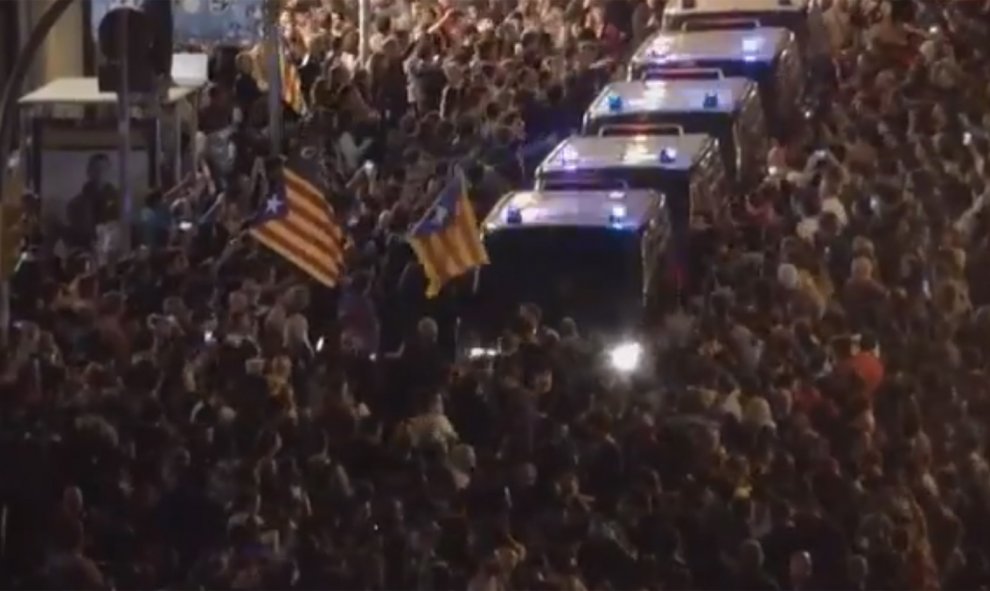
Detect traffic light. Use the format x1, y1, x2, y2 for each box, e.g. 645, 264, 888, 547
97, 0, 174, 94
141, 0, 174, 78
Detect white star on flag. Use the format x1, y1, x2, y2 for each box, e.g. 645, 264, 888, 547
265, 196, 283, 214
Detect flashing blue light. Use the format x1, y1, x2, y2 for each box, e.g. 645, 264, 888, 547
506, 207, 522, 224
659, 148, 677, 164
607, 94, 623, 112
703, 92, 718, 109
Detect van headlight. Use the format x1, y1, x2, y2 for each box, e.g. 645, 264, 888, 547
608, 341, 643, 373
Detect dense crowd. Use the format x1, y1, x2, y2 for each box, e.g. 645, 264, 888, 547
4, 0, 990, 589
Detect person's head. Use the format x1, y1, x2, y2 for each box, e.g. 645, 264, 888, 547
307, 32, 330, 57
847, 554, 868, 585
790, 551, 813, 585
529, 367, 553, 394
375, 14, 392, 36
284, 314, 310, 349
851, 256, 874, 281
235, 51, 255, 75
417, 317, 439, 345
777, 263, 800, 291
208, 84, 230, 107
860, 332, 878, 354
62, 485, 84, 514
87, 153, 111, 183
739, 539, 765, 571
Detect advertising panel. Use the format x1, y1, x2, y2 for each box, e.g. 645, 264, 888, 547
90, 0, 264, 47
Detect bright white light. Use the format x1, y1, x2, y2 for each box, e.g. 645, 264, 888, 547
469, 347, 498, 359
742, 37, 763, 52
608, 190, 625, 200
316, 337, 325, 352
623, 144, 653, 164
609, 342, 643, 373
560, 146, 579, 164
611, 204, 627, 219
743, 55, 757, 63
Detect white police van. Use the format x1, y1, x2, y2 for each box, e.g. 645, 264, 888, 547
628, 27, 804, 138
661, 0, 827, 59
534, 134, 730, 231
473, 189, 674, 368
582, 78, 767, 191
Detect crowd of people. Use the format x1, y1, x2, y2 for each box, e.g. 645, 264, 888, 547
3, 0, 990, 589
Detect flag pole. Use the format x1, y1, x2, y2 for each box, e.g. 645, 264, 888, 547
265, 0, 283, 155
359, 0, 370, 65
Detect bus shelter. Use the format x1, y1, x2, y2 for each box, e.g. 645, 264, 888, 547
17, 77, 202, 226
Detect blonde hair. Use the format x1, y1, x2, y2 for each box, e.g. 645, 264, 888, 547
235, 51, 255, 74
851, 256, 874, 280
851, 236, 875, 258
248, 43, 270, 90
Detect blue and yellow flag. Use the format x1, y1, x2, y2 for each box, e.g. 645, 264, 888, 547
408, 172, 489, 298
249, 142, 344, 288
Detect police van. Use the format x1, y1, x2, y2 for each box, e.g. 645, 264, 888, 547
474, 189, 674, 364
534, 134, 730, 230
660, 0, 826, 60
582, 78, 767, 190
628, 27, 804, 138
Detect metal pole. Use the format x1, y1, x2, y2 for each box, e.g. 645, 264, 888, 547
265, 0, 282, 154
358, 0, 369, 66
173, 102, 181, 184
117, 10, 132, 251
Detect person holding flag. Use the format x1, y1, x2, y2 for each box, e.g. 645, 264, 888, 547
407, 170, 489, 298
247, 143, 345, 289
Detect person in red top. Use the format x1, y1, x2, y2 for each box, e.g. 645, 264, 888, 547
849, 332, 885, 398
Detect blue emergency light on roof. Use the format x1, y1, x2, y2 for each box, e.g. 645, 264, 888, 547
703, 92, 718, 109
506, 206, 522, 224
659, 148, 677, 164
609, 204, 628, 226
607, 93, 623, 112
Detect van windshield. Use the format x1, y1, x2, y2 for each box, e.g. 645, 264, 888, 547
477, 226, 643, 330
540, 168, 693, 227
597, 112, 734, 141
669, 10, 805, 32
